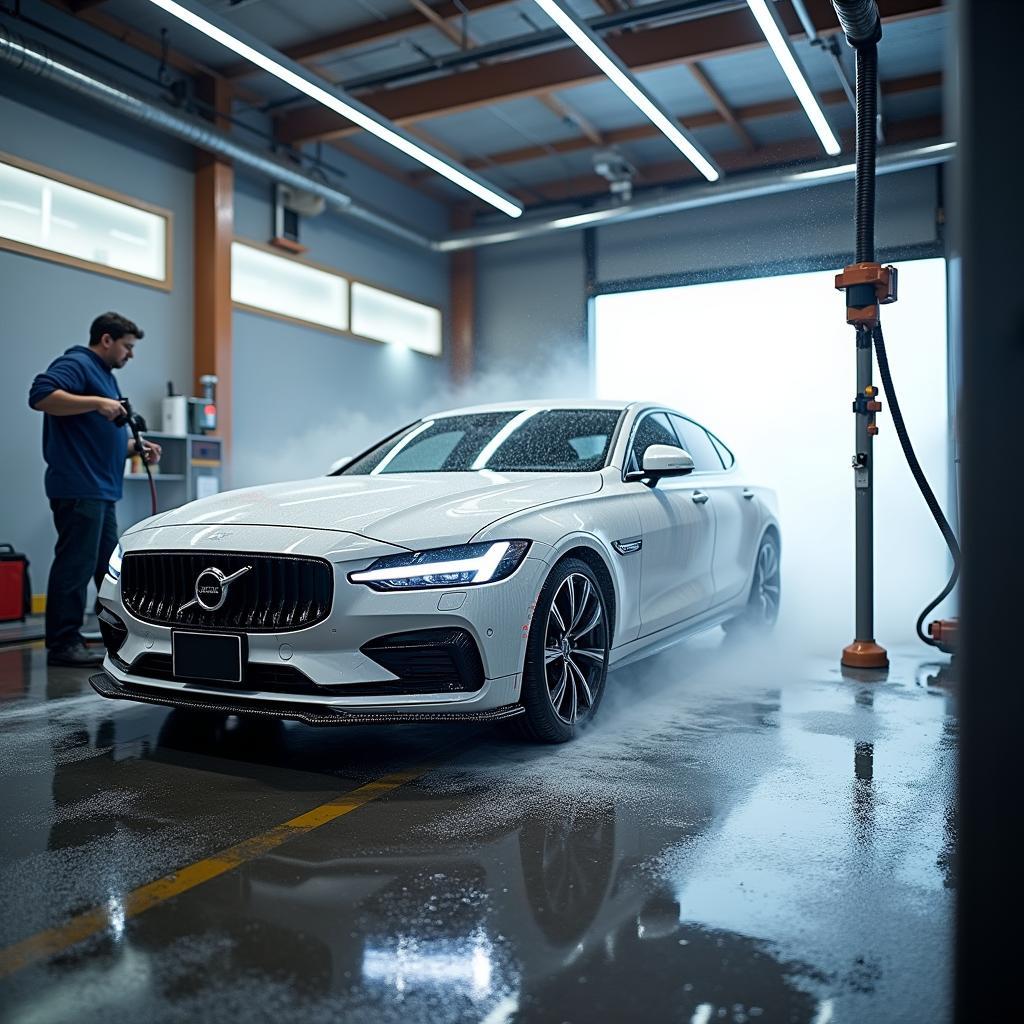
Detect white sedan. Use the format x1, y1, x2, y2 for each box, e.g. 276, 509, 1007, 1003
93, 401, 780, 743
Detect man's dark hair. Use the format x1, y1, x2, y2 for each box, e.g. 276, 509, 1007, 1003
89, 312, 144, 346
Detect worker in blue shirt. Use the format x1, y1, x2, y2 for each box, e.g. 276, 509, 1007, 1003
29, 312, 162, 667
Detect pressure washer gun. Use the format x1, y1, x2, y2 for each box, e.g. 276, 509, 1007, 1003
114, 399, 151, 462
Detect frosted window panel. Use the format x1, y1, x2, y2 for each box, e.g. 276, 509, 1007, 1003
232, 242, 348, 331
0, 160, 166, 280
594, 258, 950, 650
351, 281, 442, 356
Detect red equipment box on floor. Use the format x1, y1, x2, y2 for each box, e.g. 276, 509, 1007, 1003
0, 544, 31, 623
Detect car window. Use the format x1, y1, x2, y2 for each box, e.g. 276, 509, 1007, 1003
708, 430, 735, 469
484, 409, 621, 472
342, 409, 622, 474
627, 412, 677, 474
381, 430, 463, 473
669, 415, 725, 472
569, 434, 607, 460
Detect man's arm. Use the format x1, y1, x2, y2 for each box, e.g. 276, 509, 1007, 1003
33, 390, 124, 420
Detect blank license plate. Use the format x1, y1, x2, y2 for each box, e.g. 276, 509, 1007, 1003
172, 631, 243, 684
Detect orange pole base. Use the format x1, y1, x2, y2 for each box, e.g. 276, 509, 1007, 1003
841, 640, 889, 669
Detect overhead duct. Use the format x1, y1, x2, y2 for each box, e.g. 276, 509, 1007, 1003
437, 140, 956, 251
0, 24, 433, 250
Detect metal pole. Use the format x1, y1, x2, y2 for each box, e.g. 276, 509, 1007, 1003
839, 38, 888, 670
854, 328, 875, 643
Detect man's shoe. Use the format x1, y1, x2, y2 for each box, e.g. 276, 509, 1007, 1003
47, 643, 104, 667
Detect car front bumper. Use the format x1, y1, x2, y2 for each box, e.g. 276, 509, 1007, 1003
98, 525, 550, 718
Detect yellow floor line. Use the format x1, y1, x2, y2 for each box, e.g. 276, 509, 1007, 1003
0, 763, 437, 979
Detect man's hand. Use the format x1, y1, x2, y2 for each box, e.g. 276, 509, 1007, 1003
130, 438, 162, 464
94, 397, 125, 421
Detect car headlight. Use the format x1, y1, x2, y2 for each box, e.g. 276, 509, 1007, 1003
349, 540, 530, 591
106, 541, 124, 582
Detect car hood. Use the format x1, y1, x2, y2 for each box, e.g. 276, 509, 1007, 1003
127, 472, 603, 549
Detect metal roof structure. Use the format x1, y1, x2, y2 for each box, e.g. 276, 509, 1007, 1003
40, 0, 946, 217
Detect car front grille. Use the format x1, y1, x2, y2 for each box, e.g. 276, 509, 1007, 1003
121, 551, 333, 632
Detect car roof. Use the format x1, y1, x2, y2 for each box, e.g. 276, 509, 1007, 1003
422, 399, 647, 419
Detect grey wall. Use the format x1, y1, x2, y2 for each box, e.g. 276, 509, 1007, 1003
0, 83, 195, 596
474, 230, 587, 375
474, 166, 942, 374
230, 170, 451, 487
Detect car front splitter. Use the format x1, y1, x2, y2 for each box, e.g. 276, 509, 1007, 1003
89, 671, 524, 726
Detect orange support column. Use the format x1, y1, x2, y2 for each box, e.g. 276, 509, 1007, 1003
193, 76, 234, 475
450, 205, 475, 386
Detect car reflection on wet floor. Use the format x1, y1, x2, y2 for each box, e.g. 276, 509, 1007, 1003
0, 633, 956, 1023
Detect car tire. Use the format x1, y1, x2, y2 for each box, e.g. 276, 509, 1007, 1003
514, 557, 611, 744
724, 532, 781, 635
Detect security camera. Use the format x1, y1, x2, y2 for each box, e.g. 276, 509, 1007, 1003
593, 148, 637, 202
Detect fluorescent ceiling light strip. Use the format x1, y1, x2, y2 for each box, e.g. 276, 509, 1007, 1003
143, 0, 523, 218
745, 0, 841, 156
533, 0, 720, 183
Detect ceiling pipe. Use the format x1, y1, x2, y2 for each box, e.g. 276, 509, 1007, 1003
435, 139, 956, 251
0, 24, 435, 249
0, 23, 953, 255
328, 0, 745, 98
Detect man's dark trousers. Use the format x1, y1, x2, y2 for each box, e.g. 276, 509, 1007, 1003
45, 498, 118, 649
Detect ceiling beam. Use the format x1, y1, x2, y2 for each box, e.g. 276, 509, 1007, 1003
42, 0, 264, 105
403, 2, 606, 161
513, 113, 942, 205
221, 0, 516, 80
539, 93, 605, 146
690, 61, 756, 151
407, 70, 941, 178
276, 0, 943, 145
408, 0, 467, 47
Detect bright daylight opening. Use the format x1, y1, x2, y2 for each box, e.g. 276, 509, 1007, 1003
594, 258, 952, 650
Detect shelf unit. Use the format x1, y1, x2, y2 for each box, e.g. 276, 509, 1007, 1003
117, 432, 222, 532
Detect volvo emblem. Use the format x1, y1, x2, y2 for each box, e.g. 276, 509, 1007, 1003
179, 565, 252, 614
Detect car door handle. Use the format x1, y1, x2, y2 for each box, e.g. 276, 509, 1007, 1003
743, 489, 755, 500
691, 491, 710, 505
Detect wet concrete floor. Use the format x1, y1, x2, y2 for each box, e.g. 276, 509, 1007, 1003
0, 634, 956, 1023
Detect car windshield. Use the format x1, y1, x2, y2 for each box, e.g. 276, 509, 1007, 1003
339, 408, 623, 475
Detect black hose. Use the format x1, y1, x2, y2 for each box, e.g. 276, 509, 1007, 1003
143, 457, 158, 517
830, 0, 882, 48
872, 324, 961, 645
128, 425, 158, 517
854, 45, 878, 263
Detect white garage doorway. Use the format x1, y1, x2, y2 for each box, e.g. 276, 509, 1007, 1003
593, 258, 953, 652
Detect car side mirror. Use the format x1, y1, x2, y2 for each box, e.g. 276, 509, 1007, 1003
628, 444, 695, 486
328, 456, 353, 475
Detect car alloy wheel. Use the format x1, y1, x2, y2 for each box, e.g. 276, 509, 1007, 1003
725, 534, 781, 635
752, 536, 781, 626
517, 557, 610, 743
544, 573, 607, 724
